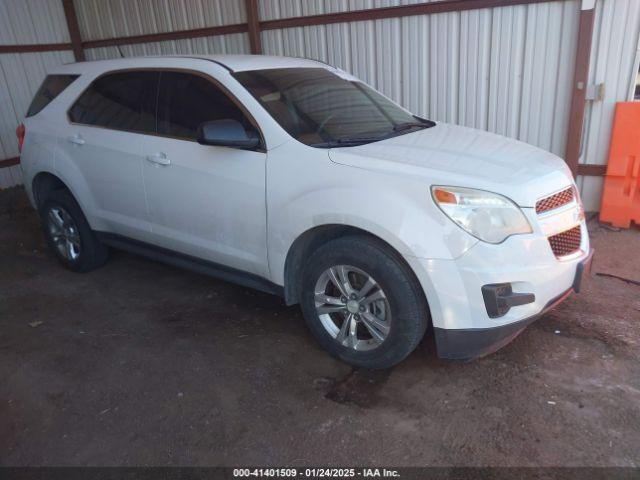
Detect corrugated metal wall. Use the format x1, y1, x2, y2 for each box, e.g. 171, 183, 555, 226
577, 0, 640, 211
75, 0, 250, 61
1, 0, 639, 209
0, 0, 253, 189
74, 0, 246, 40
258, 0, 441, 20
0, 0, 74, 188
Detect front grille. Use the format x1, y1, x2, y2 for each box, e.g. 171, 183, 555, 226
536, 187, 575, 214
548, 226, 582, 257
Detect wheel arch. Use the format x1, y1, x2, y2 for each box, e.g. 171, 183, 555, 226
282, 223, 426, 310
32, 171, 72, 210
30, 167, 99, 231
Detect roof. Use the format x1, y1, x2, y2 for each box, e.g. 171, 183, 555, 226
190, 54, 330, 72
53, 54, 331, 74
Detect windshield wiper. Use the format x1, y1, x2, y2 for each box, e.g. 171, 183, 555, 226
310, 137, 383, 148
310, 119, 436, 148
392, 121, 432, 132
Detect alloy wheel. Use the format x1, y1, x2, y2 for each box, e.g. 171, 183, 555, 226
47, 206, 81, 261
314, 265, 391, 351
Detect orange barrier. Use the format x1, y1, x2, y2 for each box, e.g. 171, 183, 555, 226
599, 102, 640, 228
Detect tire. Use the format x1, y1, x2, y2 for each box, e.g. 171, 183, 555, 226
300, 235, 429, 369
40, 189, 109, 272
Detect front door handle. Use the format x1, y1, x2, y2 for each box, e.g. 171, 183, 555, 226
145, 152, 170, 166
68, 134, 85, 146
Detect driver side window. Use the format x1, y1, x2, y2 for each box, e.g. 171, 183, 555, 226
157, 71, 253, 141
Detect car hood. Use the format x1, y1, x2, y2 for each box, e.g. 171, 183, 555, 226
328, 123, 574, 207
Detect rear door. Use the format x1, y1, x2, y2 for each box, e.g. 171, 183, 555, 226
140, 70, 269, 277
58, 70, 158, 240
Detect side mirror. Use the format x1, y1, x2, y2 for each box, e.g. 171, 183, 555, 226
196, 119, 261, 150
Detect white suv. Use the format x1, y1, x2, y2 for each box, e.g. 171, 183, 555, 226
18, 55, 593, 369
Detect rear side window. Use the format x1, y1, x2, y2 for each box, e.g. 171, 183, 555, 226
26, 74, 79, 117
68, 71, 158, 133
157, 71, 253, 141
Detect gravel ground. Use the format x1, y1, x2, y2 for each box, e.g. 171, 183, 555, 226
1, 187, 639, 467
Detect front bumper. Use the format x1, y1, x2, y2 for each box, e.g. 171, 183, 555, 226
434, 249, 593, 361
405, 214, 592, 361
434, 250, 594, 361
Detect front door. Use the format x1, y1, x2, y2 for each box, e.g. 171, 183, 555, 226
141, 71, 269, 277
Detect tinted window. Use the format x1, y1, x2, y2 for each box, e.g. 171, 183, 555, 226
234, 68, 432, 147
26, 74, 79, 117
157, 71, 254, 141
68, 71, 158, 133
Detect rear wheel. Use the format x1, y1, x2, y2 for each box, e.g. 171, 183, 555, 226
40, 189, 109, 272
300, 236, 429, 369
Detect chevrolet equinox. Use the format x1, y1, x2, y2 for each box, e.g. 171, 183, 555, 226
18, 55, 593, 368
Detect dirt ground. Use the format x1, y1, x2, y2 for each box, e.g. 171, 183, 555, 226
1, 186, 639, 467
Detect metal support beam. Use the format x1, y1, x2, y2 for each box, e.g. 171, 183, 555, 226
245, 0, 262, 54
0, 43, 73, 54
0, 157, 20, 168
577, 164, 606, 176
260, 0, 560, 30
82, 24, 248, 49
61, 0, 85, 61
564, 2, 596, 177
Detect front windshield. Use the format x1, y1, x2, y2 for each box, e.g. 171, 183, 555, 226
233, 67, 434, 147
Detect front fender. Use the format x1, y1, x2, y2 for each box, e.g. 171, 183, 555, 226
268, 177, 477, 286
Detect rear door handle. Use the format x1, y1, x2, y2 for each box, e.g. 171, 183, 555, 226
145, 152, 170, 166
68, 134, 85, 146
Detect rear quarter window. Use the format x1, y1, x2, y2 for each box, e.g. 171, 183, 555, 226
26, 74, 79, 117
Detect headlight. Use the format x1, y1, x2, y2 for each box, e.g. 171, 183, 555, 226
431, 186, 532, 244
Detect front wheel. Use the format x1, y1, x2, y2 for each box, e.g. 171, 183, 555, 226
300, 236, 429, 369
